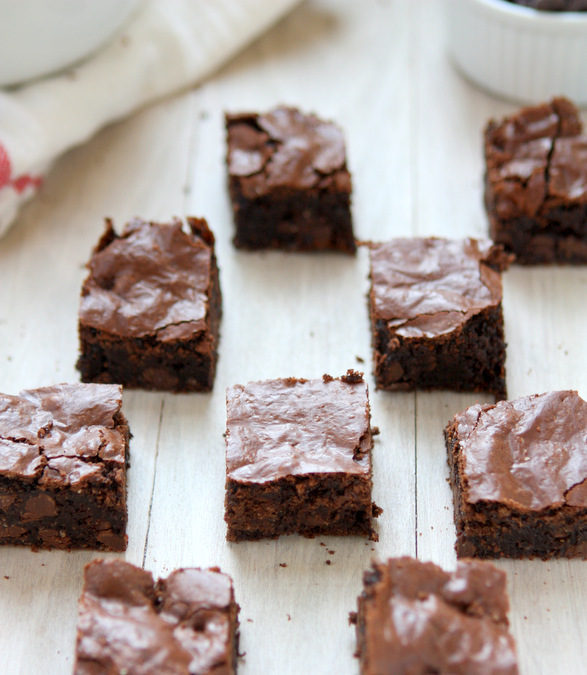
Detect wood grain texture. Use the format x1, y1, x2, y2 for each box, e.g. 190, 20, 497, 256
0, 1, 585, 673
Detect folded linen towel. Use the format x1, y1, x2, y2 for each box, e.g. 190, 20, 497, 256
0, 0, 301, 237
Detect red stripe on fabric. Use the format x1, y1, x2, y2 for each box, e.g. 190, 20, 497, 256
0, 142, 11, 188
12, 174, 43, 194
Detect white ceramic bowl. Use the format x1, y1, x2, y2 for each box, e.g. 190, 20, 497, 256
0, 0, 144, 87
446, 0, 587, 106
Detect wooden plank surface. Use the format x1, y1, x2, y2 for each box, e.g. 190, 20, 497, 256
0, 1, 585, 673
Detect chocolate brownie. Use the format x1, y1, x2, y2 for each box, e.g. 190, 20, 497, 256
0, 383, 129, 551
369, 237, 511, 400
446, 390, 587, 559
224, 371, 380, 541
77, 217, 222, 392
74, 559, 239, 674
225, 106, 356, 253
484, 97, 587, 264
506, 0, 587, 9
351, 557, 519, 675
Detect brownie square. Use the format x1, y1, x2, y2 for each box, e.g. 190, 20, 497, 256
446, 390, 587, 559
508, 0, 587, 8
352, 556, 519, 675
484, 96, 587, 264
369, 237, 511, 400
224, 371, 380, 541
77, 216, 222, 392
225, 106, 356, 253
0, 383, 129, 551
74, 559, 239, 674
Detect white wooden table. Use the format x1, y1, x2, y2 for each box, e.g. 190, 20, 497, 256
0, 1, 586, 673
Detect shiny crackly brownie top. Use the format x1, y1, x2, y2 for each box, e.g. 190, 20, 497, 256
549, 136, 587, 201
484, 97, 581, 159
0, 383, 127, 488
357, 557, 518, 675
484, 97, 587, 218
79, 217, 215, 341
75, 559, 237, 675
369, 238, 510, 339
226, 372, 371, 483
452, 390, 587, 510
225, 106, 351, 198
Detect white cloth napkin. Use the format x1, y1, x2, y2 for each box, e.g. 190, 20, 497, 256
0, 0, 301, 237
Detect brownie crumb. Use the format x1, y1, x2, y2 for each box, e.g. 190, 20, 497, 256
322, 374, 335, 383
371, 426, 380, 436
356, 355, 365, 363
326, 560, 332, 565
283, 376, 307, 386
341, 369, 364, 384
328, 550, 335, 555
279, 563, 287, 568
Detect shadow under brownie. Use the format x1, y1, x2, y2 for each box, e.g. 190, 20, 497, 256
369, 237, 512, 400
446, 390, 587, 559
77, 216, 222, 392
224, 371, 380, 542
74, 559, 239, 674
0, 383, 129, 551
351, 556, 519, 675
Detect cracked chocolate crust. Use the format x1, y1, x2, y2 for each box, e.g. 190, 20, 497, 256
74, 560, 240, 675
77, 217, 222, 392
484, 97, 587, 264
352, 557, 518, 675
0, 383, 129, 551
225, 107, 356, 254
445, 391, 587, 559
369, 238, 510, 399
224, 372, 380, 542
